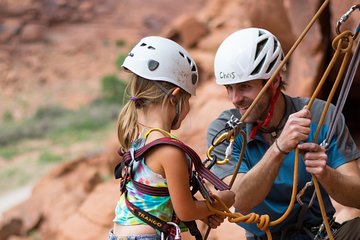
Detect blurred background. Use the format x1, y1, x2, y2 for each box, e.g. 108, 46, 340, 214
0, 0, 359, 239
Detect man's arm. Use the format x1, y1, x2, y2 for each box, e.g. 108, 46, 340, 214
223, 144, 285, 213
226, 109, 313, 213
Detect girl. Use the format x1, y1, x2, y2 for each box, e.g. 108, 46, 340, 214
110, 36, 235, 240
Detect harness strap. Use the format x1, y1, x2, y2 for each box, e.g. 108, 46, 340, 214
131, 179, 169, 196
124, 191, 177, 238
121, 137, 229, 191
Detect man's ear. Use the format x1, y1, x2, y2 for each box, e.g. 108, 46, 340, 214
170, 87, 181, 105
272, 74, 281, 89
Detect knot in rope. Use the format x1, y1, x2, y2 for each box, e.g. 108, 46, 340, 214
207, 195, 272, 233
332, 30, 354, 53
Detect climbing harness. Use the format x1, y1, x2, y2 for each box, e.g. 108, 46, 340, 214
204, 1, 359, 239
115, 133, 229, 240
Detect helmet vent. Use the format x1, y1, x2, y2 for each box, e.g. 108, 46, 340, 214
179, 51, 185, 58
191, 65, 196, 72
148, 46, 155, 50
259, 30, 266, 36
140, 43, 147, 46
186, 56, 192, 65
273, 38, 278, 53
266, 58, 277, 74
251, 55, 266, 76
192, 73, 198, 85
255, 39, 267, 60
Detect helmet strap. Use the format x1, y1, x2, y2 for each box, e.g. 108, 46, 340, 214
171, 102, 180, 128
153, 81, 181, 128
250, 83, 281, 139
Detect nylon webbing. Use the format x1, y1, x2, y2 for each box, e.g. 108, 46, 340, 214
124, 191, 176, 237
122, 137, 230, 191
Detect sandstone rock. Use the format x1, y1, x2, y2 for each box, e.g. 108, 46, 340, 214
20, 23, 46, 42
243, 0, 295, 53
284, 0, 326, 97
330, 0, 359, 37
0, 18, 24, 43
57, 212, 106, 240
0, 218, 23, 240
78, 181, 118, 227
162, 15, 208, 48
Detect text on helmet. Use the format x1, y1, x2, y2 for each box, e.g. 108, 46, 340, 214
219, 72, 236, 79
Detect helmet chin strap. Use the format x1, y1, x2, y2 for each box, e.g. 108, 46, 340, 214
250, 84, 281, 139
171, 102, 180, 128
153, 81, 181, 129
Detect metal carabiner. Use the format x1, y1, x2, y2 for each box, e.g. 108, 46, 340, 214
336, 4, 360, 40
161, 222, 181, 240
296, 181, 313, 206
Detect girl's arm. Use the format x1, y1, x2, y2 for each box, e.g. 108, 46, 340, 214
149, 145, 234, 221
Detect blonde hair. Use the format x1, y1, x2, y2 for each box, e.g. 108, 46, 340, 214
117, 74, 189, 150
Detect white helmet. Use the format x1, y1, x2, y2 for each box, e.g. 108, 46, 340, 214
122, 36, 198, 95
214, 28, 284, 85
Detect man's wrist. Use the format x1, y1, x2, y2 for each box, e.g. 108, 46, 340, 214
275, 139, 289, 155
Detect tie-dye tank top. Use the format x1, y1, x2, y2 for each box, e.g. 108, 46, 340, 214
113, 132, 180, 227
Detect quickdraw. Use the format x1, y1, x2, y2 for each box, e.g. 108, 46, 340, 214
205, 1, 359, 240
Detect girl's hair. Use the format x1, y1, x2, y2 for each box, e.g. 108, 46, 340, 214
117, 74, 189, 150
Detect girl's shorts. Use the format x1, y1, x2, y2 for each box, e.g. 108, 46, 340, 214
108, 229, 161, 240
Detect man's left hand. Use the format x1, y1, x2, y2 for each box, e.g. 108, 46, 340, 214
298, 142, 328, 179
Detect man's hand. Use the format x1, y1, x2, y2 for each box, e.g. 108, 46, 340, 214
202, 214, 226, 229
276, 109, 312, 153
298, 142, 328, 178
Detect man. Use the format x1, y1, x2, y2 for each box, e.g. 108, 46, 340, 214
207, 27, 360, 239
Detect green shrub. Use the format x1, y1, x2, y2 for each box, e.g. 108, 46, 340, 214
3, 111, 14, 122
115, 53, 127, 69
38, 151, 63, 163
101, 74, 127, 103
115, 39, 126, 48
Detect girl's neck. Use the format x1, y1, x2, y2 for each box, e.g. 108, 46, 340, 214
138, 122, 171, 134
137, 105, 172, 136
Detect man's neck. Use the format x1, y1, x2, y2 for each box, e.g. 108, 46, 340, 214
264, 92, 285, 131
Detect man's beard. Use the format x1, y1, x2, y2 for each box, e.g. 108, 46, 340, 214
237, 91, 272, 123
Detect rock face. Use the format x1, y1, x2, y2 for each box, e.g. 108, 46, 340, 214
1, 0, 359, 239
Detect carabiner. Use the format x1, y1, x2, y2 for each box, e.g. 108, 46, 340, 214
336, 4, 360, 40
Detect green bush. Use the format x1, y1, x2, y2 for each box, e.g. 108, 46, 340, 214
0, 100, 121, 147
38, 151, 63, 163
115, 53, 127, 69
115, 39, 126, 48
101, 74, 127, 103
3, 111, 14, 122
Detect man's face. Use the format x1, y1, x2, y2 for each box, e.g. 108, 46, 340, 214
225, 79, 271, 123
